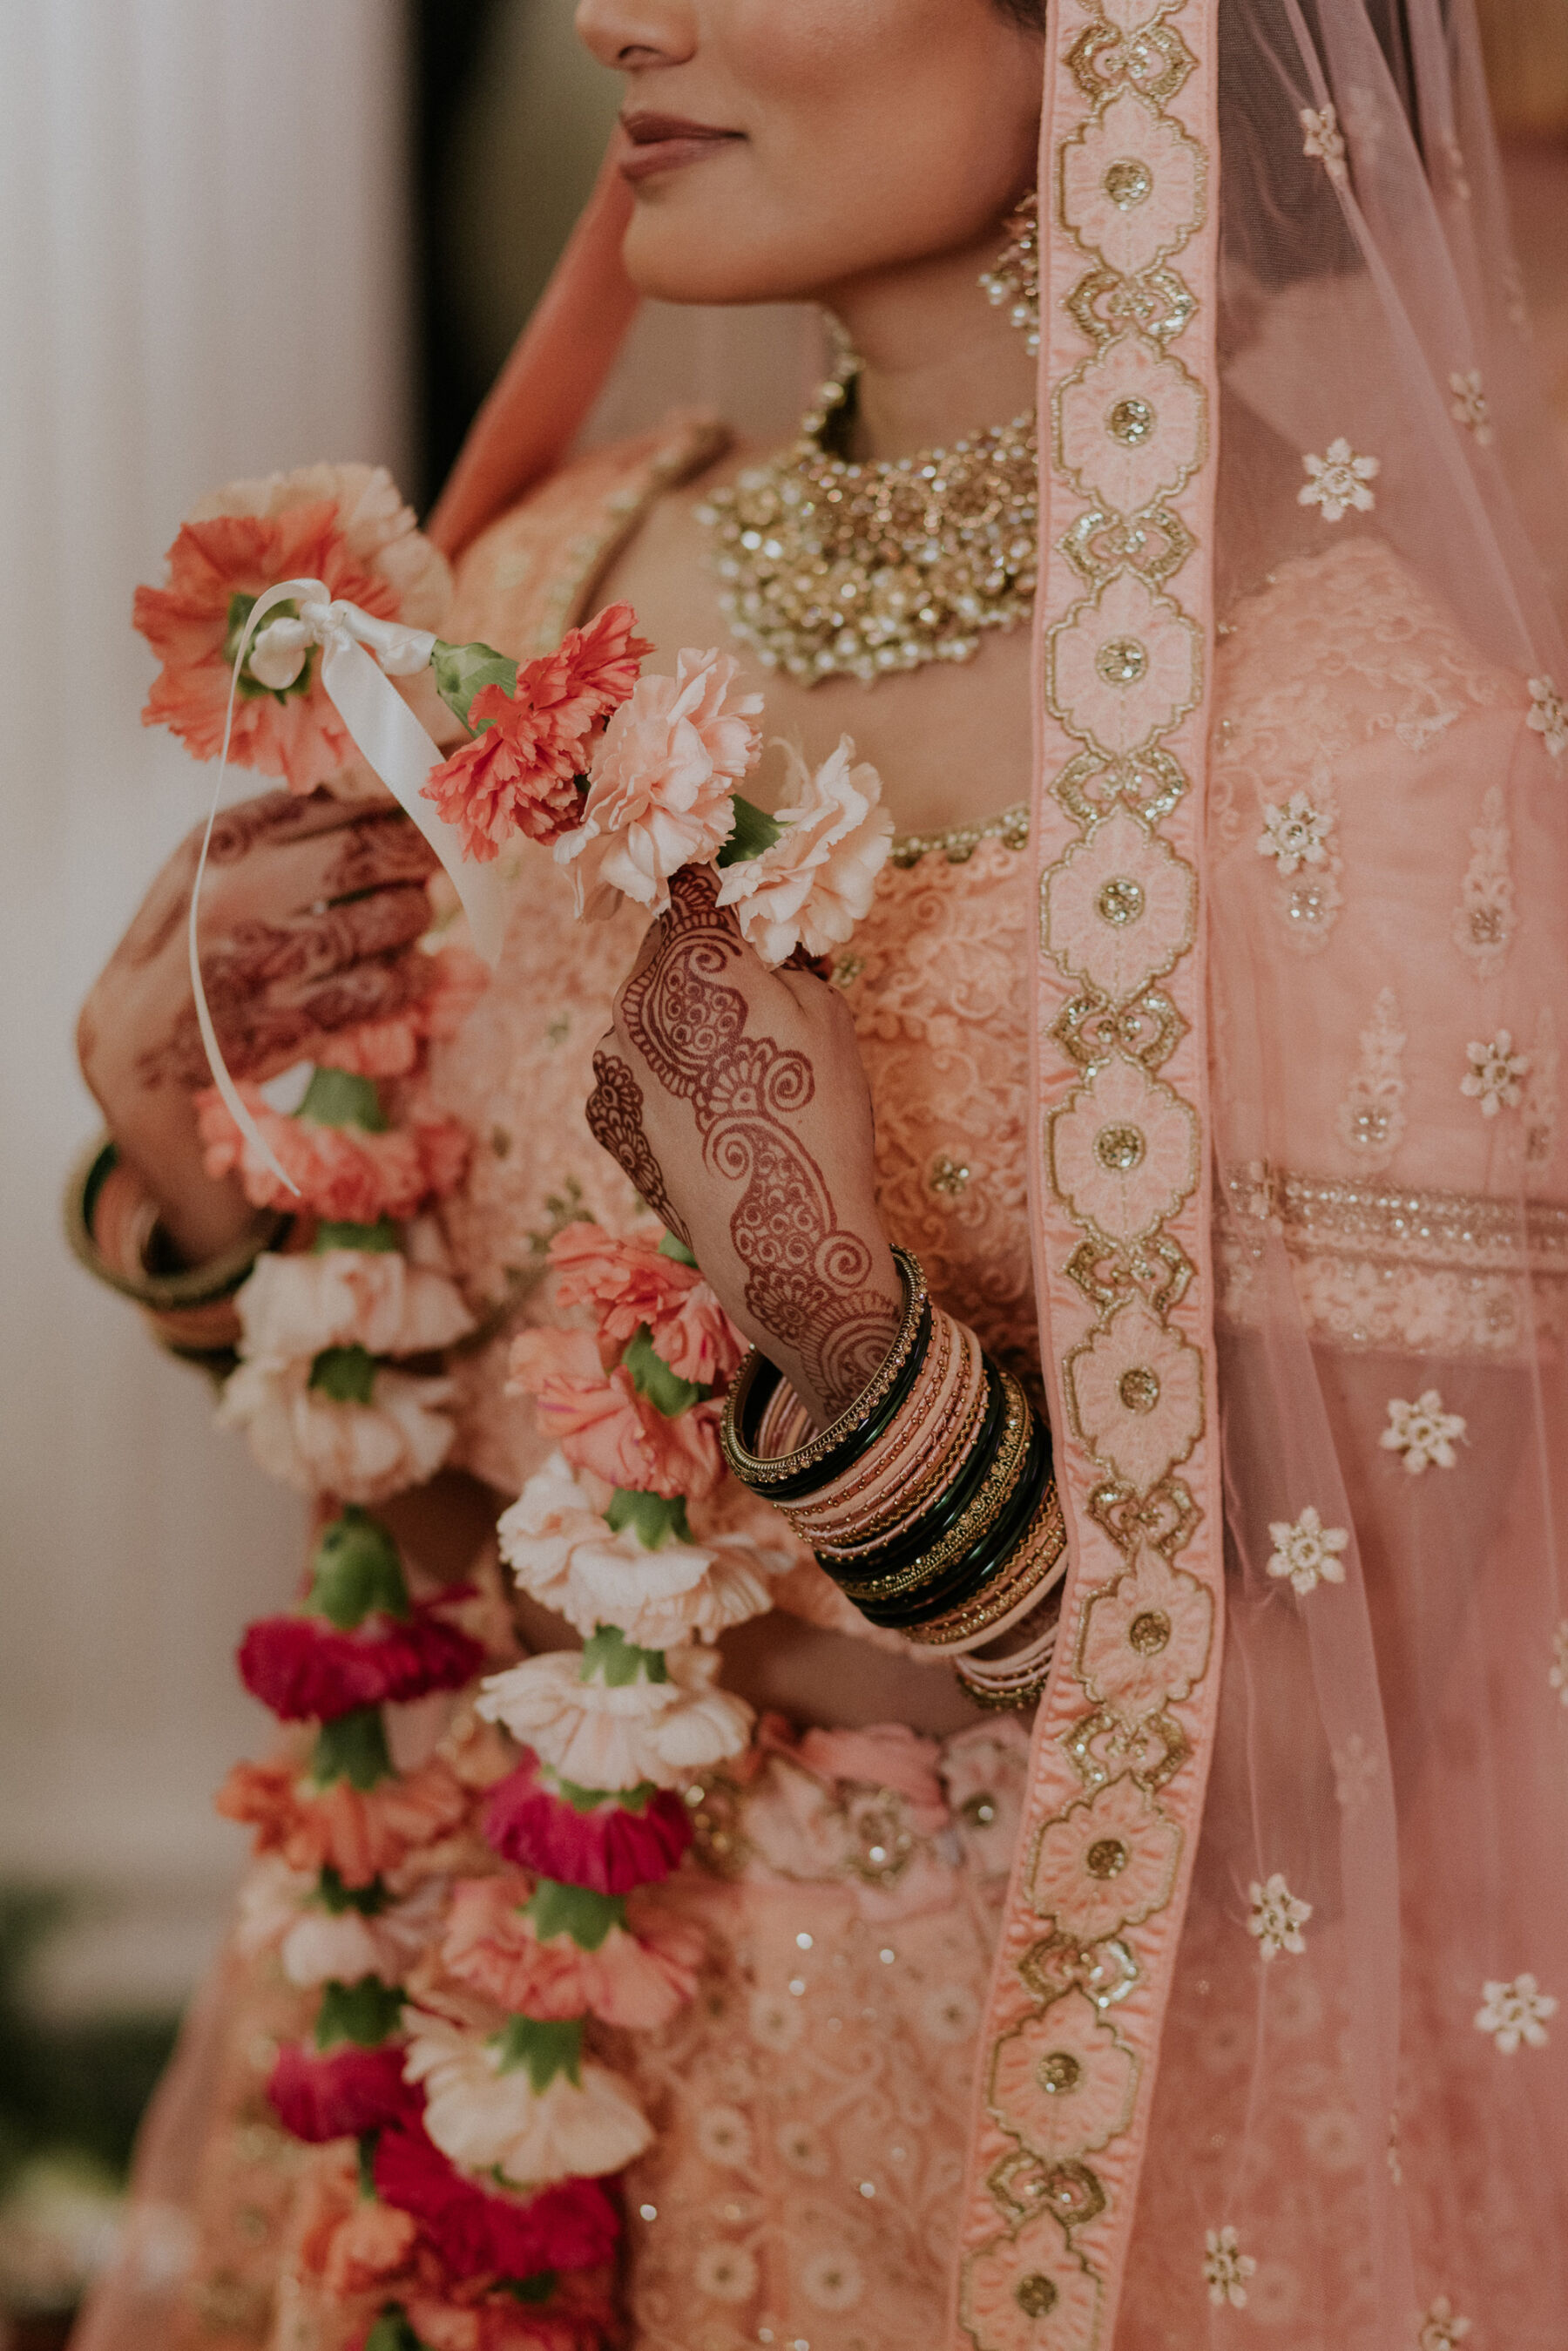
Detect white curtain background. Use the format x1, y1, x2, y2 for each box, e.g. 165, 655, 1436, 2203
0, 0, 411, 2009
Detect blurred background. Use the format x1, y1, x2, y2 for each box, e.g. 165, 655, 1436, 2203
0, 1, 1564, 2340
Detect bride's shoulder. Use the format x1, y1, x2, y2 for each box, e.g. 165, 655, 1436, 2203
443, 412, 733, 658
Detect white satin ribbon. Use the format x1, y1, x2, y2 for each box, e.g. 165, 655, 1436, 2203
191, 577, 505, 1196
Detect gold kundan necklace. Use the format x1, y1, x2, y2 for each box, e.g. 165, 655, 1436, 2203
695, 354, 1038, 686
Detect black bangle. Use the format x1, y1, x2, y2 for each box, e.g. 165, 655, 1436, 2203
858, 1408, 1055, 1632
828, 1364, 1037, 1603
720, 1248, 930, 1501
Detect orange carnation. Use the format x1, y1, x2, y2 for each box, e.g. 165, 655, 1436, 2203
216, 1754, 469, 1888
134, 464, 448, 795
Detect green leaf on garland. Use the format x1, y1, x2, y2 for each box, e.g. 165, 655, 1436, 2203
314, 1218, 401, 1255
298, 1066, 388, 1132
493, 2014, 583, 2090
310, 1706, 394, 1792
431, 637, 520, 730
548, 1769, 658, 1816
314, 1975, 405, 2050
314, 1867, 389, 1917
356, 2129, 380, 2199
621, 1325, 703, 1419
309, 1345, 378, 1405
308, 1507, 409, 1628
657, 1231, 700, 1268
501, 2273, 558, 2307
714, 792, 783, 869
605, 1488, 692, 1550
363, 2303, 427, 2351
581, 1623, 667, 1687
525, 1878, 628, 1951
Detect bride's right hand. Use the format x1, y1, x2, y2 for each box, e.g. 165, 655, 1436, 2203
78, 789, 437, 1261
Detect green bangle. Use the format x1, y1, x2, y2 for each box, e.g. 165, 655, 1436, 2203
63, 1135, 287, 1310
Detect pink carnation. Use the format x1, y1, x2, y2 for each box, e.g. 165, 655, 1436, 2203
555, 648, 761, 919
482, 1754, 692, 1894
268, 2040, 422, 2143
547, 1225, 743, 1389
197, 1086, 470, 1219
714, 733, 892, 965
216, 1755, 469, 1888
442, 1873, 704, 2029
134, 465, 448, 795
422, 604, 652, 863
509, 1326, 723, 1501
238, 1599, 484, 1723
373, 2125, 620, 2281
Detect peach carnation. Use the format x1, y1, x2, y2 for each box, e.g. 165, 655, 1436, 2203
217, 1755, 468, 1888
555, 647, 761, 918
547, 1223, 743, 1388
715, 734, 893, 965
134, 464, 449, 794
238, 1860, 449, 1989
476, 1645, 754, 1792
235, 1250, 474, 1362
508, 1327, 723, 1501
498, 1452, 781, 1648
197, 1086, 470, 1220
442, 1873, 704, 2029
402, 2009, 652, 2187
217, 1358, 456, 1502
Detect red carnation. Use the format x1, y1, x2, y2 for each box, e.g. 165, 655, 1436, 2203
268, 2040, 422, 2143
373, 2125, 620, 2280
239, 1598, 485, 1723
483, 1752, 692, 1894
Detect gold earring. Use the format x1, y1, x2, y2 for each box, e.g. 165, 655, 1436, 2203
979, 192, 1040, 354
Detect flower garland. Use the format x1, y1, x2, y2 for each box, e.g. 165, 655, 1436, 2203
133, 462, 893, 2350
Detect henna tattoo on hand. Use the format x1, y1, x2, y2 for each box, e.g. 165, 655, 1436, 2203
586, 1050, 694, 1250
592, 874, 899, 1419
137, 950, 429, 1089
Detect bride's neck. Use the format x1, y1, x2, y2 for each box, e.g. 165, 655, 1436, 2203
822, 238, 1037, 461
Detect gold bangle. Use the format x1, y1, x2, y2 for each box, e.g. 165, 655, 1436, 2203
720, 1247, 929, 1488
905, 1480, 1067, 1648
63, 1135, 286, 1310
832, 1374, 1033, 1602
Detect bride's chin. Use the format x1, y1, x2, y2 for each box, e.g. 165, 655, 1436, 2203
618, 213, 823, 312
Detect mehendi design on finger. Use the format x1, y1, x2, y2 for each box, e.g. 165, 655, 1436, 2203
322, 811, 438, 898
586, 1049, 695, 1250
613, 877, 899, 1417
136, 952, 427, 1088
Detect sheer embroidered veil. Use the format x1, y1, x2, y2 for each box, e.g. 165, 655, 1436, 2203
433, 2, 1568, 2342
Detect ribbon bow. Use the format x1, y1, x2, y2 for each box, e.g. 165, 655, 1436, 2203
191, 578, 504, 1195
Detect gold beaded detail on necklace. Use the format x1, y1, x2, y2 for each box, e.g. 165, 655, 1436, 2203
694, 357, 1037, 686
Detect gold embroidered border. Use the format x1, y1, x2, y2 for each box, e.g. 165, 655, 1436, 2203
956, 5, 1223, 2346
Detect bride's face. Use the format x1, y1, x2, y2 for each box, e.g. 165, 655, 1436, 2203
574, 0, 1044, 307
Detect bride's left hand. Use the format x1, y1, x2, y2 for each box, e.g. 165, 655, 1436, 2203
587, 866, 902, 1425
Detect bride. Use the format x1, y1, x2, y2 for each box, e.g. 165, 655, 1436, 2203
71, 0, 1568, 2344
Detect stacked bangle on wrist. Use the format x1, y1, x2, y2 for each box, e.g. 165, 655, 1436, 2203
720, 1248, 1068, 1703
63, 1134, 284, 1362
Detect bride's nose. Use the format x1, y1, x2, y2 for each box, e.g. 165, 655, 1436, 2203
575, 0, 699, 71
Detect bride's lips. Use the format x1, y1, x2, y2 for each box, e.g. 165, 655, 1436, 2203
618, 111, 744, 183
